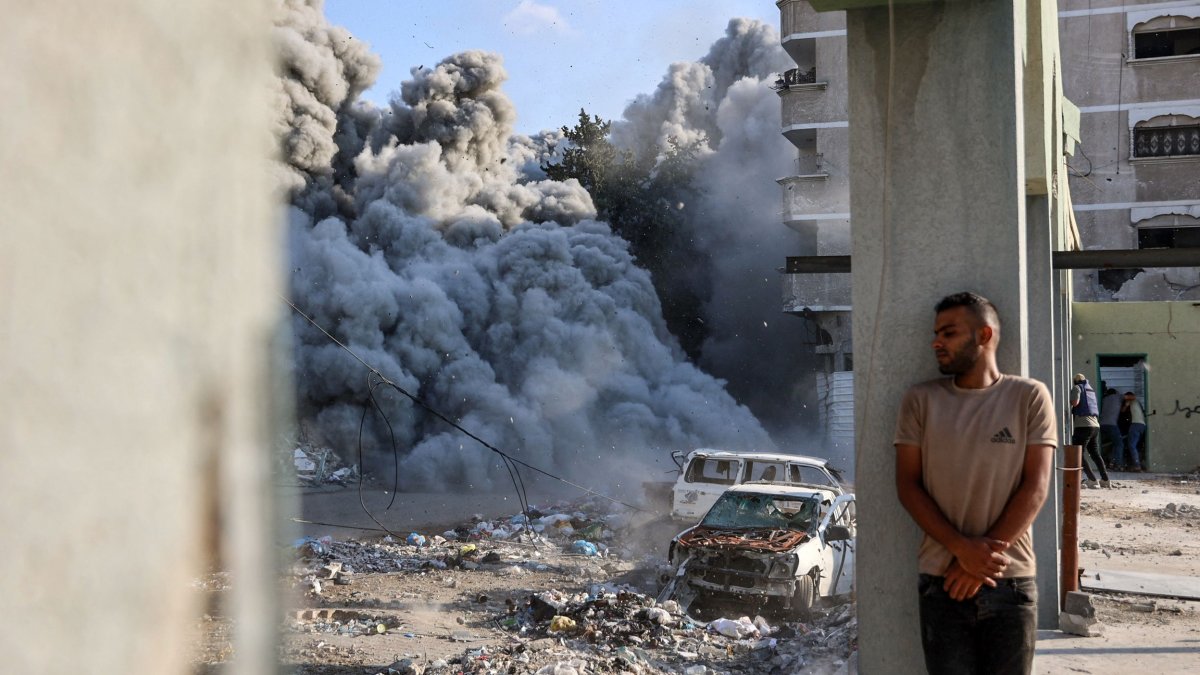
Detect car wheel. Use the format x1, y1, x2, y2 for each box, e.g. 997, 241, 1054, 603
793, 573, 816, 613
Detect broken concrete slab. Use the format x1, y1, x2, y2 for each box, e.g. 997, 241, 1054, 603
1081, 569, 1200, 601
1059, 592, 1103, 637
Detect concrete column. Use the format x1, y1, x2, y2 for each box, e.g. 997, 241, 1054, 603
1027, 194, 1061, 628
845, 1, 1045, 672
1023, 0, 1064, 628
0, 3, 280, 674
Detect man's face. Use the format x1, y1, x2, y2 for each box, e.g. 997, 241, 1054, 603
932, 307, 981, 375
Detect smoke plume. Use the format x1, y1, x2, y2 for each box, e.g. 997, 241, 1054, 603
278, 1, 772, 490
612, 19, 821, 433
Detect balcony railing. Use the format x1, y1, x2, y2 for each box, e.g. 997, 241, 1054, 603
772, 67, 817, 91
783, 269, 852, 313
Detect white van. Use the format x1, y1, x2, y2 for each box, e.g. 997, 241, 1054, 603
670, 449, 847, 521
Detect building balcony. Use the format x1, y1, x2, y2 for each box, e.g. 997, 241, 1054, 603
779, 1, 845, 63
773, 67, 819, 92
778, 172, 848, 229
782, 267, 851, 313
780, 87, 842, 133
779, 0, 823, 40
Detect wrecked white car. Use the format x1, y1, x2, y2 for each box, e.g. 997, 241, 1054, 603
668, 449, 847, 521
660, 484, 855, 615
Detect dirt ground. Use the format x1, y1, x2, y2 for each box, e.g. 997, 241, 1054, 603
193, 471, 1200, 674
1034, 470, 1200, 674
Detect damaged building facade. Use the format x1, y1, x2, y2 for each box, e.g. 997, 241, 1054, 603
775, 0, 853, 455
776, 0, 1200, 470
1062, 0, 1200, 470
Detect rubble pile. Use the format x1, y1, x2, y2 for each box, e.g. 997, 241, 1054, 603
291, 499, 628, 580
288, 445, 359, 486
280, 500, 857, 674
1153, 502, 1198, 521
368, 587, 855, 675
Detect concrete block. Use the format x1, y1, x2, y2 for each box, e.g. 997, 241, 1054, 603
1060, 591, 1103, 636
1063, 591, 1096, 618
1059, 610, 1104, 636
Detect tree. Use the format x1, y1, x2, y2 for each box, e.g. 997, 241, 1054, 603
544, 111, 710, 358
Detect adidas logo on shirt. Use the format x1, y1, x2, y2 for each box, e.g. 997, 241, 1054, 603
991, 427, 1016, 444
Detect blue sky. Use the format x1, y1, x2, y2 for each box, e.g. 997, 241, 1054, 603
323, 0, 778, 135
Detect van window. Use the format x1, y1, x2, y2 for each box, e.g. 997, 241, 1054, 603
684, 458, 741, 485
745, 461, 786, 482
789, 464, 835, 487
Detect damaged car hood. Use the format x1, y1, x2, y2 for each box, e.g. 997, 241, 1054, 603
677, 526, 810, 553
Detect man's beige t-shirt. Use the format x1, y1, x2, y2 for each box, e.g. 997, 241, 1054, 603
893, 374, 1058, 578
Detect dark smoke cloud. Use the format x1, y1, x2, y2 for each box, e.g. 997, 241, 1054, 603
612, 19, 821, 433
278, 1, 772, 490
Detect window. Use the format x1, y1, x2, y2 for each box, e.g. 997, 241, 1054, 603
745, 461, 786, 481
1138, 227, 1200, 248
685, 458, 741, 485
1133, 115, 1200, 159
1132, 16, 1200, 59
1136, 214, 1200, 249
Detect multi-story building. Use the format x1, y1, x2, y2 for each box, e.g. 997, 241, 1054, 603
1062, 1, 1200, 302
1061, 0, 1200, 470
775, 0, 853, 451
774, 0, 1200, 468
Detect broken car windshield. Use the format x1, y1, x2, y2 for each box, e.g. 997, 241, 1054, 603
700, 492, 819, 531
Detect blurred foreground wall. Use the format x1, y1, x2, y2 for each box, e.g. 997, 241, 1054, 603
0, 2, 280, 673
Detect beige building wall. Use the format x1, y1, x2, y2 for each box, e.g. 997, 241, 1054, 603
0, 2, 281, 673
1073, 302, 1200, 471
776, 0, 855, 448
1060, 0, 1200, 301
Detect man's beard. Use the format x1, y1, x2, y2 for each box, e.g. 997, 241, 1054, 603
938, 335, 979, 375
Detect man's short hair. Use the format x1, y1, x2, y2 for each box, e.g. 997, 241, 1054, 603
1074, 373, 1087, 383
935, 291, 1000, 329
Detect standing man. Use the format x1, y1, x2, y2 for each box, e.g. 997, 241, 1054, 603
894, 292, 1056, 675
1099, 388, 1124, 469
1071, 374, 1110, 489
1122, 392, 1147, 472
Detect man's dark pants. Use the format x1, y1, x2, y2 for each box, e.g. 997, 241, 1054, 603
918, 574, 1037, 675
1071, 426, 1108, 482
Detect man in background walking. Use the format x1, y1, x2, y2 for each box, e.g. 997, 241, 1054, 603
1071, 374, 1109, 489
1122, 392, 1147, 472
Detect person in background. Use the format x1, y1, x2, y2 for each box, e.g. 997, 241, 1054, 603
1070, 374, 1110, 489
1122, 392, 1146, 472
1099, 388, 1124, 469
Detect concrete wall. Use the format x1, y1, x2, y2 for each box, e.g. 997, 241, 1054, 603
1073, 302, 1200, 471
0, 3, 281, 673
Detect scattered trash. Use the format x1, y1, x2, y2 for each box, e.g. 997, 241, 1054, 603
288, 446, 358, 485
293, 448, 316, 473
641, 606, 672, 625
708, 616, 759, 639
571, 540, 599, 556
277, 496, 861, 674
294, 536, 333, 557
382, 657, 422, 675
